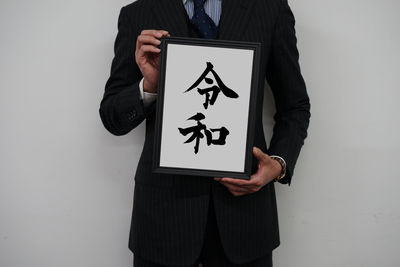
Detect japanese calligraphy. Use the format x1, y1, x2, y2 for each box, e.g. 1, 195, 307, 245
178, 112, 230, 154
184, 62, 239, 109
179, 61, 237, 154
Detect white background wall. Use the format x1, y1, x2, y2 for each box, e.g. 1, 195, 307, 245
1, 0, 399, 266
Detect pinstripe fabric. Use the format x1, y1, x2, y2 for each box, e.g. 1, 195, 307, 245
99, 0, 311, 265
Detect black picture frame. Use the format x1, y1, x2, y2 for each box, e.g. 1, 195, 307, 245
152, 36, 261, 180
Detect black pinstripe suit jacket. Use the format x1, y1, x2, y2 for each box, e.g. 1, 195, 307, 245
99, 0, 311, 265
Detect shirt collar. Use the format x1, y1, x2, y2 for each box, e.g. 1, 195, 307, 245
183, 0, 221, 4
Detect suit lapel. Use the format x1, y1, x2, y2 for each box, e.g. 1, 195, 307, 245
151, 0, 190, 37
151, 0, 256, 40
218, 0, 256, 40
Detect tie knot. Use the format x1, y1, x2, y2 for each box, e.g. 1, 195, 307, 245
193, 0, 206, 9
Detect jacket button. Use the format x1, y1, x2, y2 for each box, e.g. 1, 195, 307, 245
127, 109, 136, 121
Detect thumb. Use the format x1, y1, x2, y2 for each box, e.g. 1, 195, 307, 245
253, 146, 267, 162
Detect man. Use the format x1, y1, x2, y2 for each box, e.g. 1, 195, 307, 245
99, 0, 310, 266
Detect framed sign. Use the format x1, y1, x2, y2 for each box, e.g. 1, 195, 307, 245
152, 36, 261, 180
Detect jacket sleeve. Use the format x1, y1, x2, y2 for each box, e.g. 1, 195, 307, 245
99, 6, 156, 136
265, 0, 311, 186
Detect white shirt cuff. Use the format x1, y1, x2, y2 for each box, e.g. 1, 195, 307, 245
139, 78, 157, 107
270, 155, 286, 167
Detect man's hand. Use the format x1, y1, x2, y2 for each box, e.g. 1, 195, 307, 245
135, 29, 170, 93
214, 147, 282, 197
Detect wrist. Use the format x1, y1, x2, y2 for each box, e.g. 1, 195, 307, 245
270, 155, 286, 182
271, 160, 282, 180
143, 78, 156, 93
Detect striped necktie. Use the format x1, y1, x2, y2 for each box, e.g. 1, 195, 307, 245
189, 0, 217, 39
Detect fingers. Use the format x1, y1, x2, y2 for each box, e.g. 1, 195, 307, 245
140, 29, 169, 37
222, 182, 247, 192
136, 29, 170, 59
214, 175, 263, 197
140, 44, 160, 53
214, 177, 260, 187
137, 29, 170, 49
223, 183, 248, 197
212, 149, 272, 197
137, 35, 162, 47
219, 180, 260, 196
